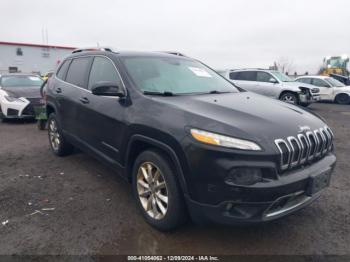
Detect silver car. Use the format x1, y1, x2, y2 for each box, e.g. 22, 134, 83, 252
220, 69, 320, 106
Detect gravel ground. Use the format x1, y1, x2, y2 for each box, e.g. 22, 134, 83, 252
0, 103, 349, 256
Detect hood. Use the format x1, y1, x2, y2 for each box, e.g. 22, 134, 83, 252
154, 92, 327, 149
0, 86, 41, 99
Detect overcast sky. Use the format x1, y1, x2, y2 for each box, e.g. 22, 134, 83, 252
1, 0, 349, 73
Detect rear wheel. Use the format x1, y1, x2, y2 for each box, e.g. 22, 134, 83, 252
48, 113, 73, 156
280, 92, 298, 105
335, 93, 350, 104
132, 150, 187, 231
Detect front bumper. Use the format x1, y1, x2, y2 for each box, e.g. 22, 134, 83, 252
298, 93, 320, 104
185, 153, 336, 225
0, 97, 43, 119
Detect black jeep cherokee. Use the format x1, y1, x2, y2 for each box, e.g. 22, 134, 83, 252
46, 49, 336, 230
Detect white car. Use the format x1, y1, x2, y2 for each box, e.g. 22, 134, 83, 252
295, 75, 350, 104
220, 69, 320, 107
0, 74, 44, 121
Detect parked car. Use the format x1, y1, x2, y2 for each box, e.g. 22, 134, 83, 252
220, 69, 320, 106
0, 74, 44, 121
295, 75, 350, 104
46, 49, 336, 230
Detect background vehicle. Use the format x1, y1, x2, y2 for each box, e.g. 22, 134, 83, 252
220, 69, 320, 106
296, 75, 350, 104
320, 55, 349, 77
0, 74, 44, 121
46, 49, 336, 230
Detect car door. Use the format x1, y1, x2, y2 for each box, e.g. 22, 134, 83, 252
255, 71, 279, 98
56, 57, 92, 136
311, 78, 333, 100
77, 56, 126, 164
230, 71, 259, 93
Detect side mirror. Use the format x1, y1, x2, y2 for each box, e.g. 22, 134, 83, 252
269, 78, 278, 84
91, 81, 125, 97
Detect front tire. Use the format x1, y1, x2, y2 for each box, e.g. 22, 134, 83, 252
132, 150, 187, 231
280, 92, 299, 105
335, 93, 350, 104
48, 113, 73, 156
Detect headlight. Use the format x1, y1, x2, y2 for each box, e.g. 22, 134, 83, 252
4, 95, 22, 102
190, 129, 262, 151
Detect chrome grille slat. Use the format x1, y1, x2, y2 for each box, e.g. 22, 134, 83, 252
275, 126, 334, 172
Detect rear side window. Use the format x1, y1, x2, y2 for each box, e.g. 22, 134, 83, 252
88, 57, 122, 90
65, 57, 92, 88
56, 60, 71, 80
229, 71, 239, 80
234, 71, 257, 81
297, 78, 312, 84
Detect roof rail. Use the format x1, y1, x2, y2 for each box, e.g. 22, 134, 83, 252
72, 47, 114, 54
161, 51, 187, 57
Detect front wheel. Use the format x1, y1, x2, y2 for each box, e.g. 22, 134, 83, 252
335, 93, 350, 105
280, 92, 299, 105
132, 150, 187, 231
48, 113, 74, 156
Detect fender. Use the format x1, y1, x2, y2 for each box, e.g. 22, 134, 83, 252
126, 134, 189, 195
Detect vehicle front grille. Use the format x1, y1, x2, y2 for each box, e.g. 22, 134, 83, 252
22, 104, 35, 116
275, 126, 334, 172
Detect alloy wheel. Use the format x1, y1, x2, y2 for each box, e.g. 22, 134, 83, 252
282, 95, 296, 104
48, 119, 60, 151
136, 162, 168, 220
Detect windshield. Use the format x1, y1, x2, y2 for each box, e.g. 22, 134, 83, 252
121, 56, 239, 94
0, 75, 43, 88
270, 71, 293, 82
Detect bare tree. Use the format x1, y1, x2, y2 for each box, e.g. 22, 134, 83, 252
273, 57, 294, 74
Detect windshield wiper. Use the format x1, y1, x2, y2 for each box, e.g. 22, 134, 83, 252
143, 91, 174, 96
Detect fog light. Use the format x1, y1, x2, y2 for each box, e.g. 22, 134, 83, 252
225, 168, 263, 186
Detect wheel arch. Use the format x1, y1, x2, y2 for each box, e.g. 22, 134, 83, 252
125, 134, 189, 195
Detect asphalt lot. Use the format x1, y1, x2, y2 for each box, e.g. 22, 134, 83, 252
0, 102, 349, 256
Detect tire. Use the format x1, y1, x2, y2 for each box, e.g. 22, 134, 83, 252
47, 113, 74, 156
37, 119, 47, 130
335, 93, 350, 105
280, 92, 299, 105
132, 150, 187, 231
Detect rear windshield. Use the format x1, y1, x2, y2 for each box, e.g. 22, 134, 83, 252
0, 75, 43, 88
325, 77, 345, 87
121, 56, 239, 94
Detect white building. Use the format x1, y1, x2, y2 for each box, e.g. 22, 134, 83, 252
0, 41, 75, 75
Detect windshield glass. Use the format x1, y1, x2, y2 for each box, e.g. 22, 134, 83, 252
0, 75, 43, 88
325, 77, 345, 87
270, 71, 293, 82
121, 56, 239, 94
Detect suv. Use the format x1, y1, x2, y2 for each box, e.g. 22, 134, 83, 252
46, 50, 336, 230
296, 75, 350, 104
220, 69, 320, 106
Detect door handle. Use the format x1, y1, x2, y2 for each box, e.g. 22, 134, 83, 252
55, 87, 62, 93
79, 97, 90, 104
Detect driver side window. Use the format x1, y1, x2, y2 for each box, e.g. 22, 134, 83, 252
88, 57, 122, 90
312, 79, 330, 88
257, 72, 276, 83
